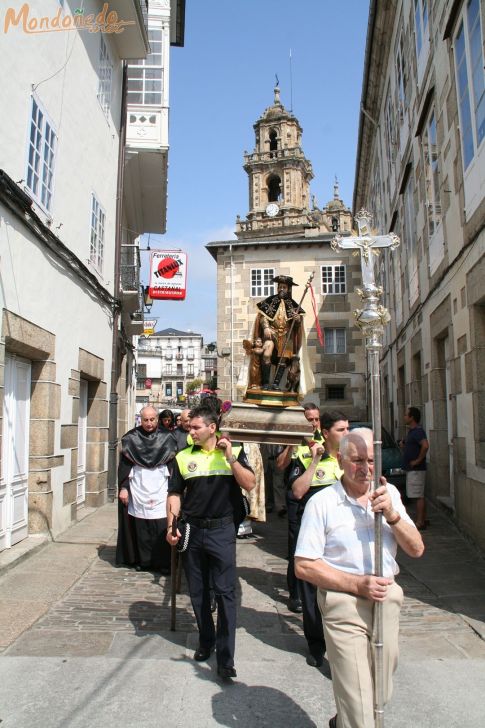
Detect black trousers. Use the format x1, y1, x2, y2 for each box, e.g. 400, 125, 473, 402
286, 490, 302, 601
300, 577, 325, 658
183, 522, 237, 668
294, 508, 325, 658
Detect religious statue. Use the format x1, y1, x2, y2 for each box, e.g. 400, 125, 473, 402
243, 334, 274, 389
252, 275, 303, 390
285, 355, 301, 393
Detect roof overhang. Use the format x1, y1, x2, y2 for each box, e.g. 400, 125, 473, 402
205, 234, 337, 261
109, 0, 150, 60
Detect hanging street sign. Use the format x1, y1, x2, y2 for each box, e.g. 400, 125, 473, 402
148, 250, 187, 300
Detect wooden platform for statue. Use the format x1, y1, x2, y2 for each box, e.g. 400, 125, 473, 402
220, 402, 313, 445
243, 387, 300, 407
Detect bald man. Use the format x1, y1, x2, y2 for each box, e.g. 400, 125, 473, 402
173, 408, 191, 451
116, 406, 177, 573
295, 428, 424, 728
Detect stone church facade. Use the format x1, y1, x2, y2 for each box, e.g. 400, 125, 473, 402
206, 88, 367, 419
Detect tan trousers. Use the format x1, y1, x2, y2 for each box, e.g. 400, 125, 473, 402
317, 581, 403, 728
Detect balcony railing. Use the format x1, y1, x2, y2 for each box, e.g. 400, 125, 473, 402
121, 243, 141, 292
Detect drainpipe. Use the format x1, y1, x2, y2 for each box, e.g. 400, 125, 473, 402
107, 61, 128, 500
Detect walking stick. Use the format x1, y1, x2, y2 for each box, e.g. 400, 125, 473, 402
332, 210, 400, 727
272, 272, 314, 387
170, 512, 178, 631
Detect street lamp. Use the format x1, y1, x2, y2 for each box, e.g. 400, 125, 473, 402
143, 286, 153, 313
206, 342, 230, 358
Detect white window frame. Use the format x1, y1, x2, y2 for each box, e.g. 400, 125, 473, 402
97, 35, 112, 116
90, 194, 105, 273
321, 264, 346, 295
324, 328, 346, 355
453, 0, 485, 218
384, 87, 397, 194
414, 0, 430, 85
250, 268, 275, 298
127, 27, 163, 106
403, 174, 419, 305
422, 107, 442, 238
395, 28, 408, 123
395, 25, 410, 154
26, 96, 57, 213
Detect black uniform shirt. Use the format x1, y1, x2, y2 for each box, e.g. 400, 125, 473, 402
168, 444, 253, 519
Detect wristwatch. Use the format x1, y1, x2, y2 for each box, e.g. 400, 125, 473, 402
227, 454, 237, 465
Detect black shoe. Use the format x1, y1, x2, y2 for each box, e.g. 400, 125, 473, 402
329, 716, 337, 728
306, 654, 324, 667
288, 598, 303, 613
194, 646, 214, 662
217, 665, 237, 679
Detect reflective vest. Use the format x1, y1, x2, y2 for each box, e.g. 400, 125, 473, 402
176, 444, 243, 480
295, 446, 343, 488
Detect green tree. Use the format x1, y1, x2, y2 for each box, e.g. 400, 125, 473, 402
186, 378, 203, 395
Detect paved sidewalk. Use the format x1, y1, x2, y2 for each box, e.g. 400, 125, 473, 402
0, 501, 484, 727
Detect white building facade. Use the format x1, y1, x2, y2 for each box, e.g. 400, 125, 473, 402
136, 328, 203, 408
0, 0, 184, 550
353, 0, 485, 549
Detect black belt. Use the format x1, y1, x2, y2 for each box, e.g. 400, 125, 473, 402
186, 515, 233, 529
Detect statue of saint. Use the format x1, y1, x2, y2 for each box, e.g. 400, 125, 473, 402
252, 275, 303, 390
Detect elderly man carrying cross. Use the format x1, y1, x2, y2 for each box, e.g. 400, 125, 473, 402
295, 428, 424, 728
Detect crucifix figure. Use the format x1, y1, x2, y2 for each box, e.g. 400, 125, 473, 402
331, 209, 399, 290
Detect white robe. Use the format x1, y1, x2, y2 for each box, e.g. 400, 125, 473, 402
127, 464, 169, 519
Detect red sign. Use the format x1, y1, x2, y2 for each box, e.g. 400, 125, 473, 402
149, 250, 187, 300
145, 378, 152, 389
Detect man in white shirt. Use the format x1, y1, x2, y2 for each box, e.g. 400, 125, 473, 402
295, 428, 424, 728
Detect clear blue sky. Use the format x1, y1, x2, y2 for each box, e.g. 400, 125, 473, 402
143, 0, 370, 343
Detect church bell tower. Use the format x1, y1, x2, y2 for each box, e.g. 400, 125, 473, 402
236, 86, 315, 239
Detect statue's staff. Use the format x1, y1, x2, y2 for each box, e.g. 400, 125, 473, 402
332, 211, 399, 727
272, 272, 314, 388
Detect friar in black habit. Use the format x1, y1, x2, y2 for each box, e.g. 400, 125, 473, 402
116, 405, 177, 573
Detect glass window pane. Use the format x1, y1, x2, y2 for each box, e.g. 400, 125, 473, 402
144, 93, 161, 105
127, 91, 143, 104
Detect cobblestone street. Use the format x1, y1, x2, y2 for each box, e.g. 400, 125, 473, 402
1, 501, 485, 727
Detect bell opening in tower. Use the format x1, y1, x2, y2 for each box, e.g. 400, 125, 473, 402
269, 129, 278, 155
267, 174, 282, 202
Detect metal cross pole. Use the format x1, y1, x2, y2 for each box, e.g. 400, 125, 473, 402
332, 209, 399, 727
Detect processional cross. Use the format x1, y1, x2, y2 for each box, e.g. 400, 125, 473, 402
331, 209, 400, 728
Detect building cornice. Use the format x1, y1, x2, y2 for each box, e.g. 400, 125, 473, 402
353, 0, 397, 213
205, 234, 340, 260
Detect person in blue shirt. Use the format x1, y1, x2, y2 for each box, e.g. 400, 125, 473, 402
401, 406, 429, 530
